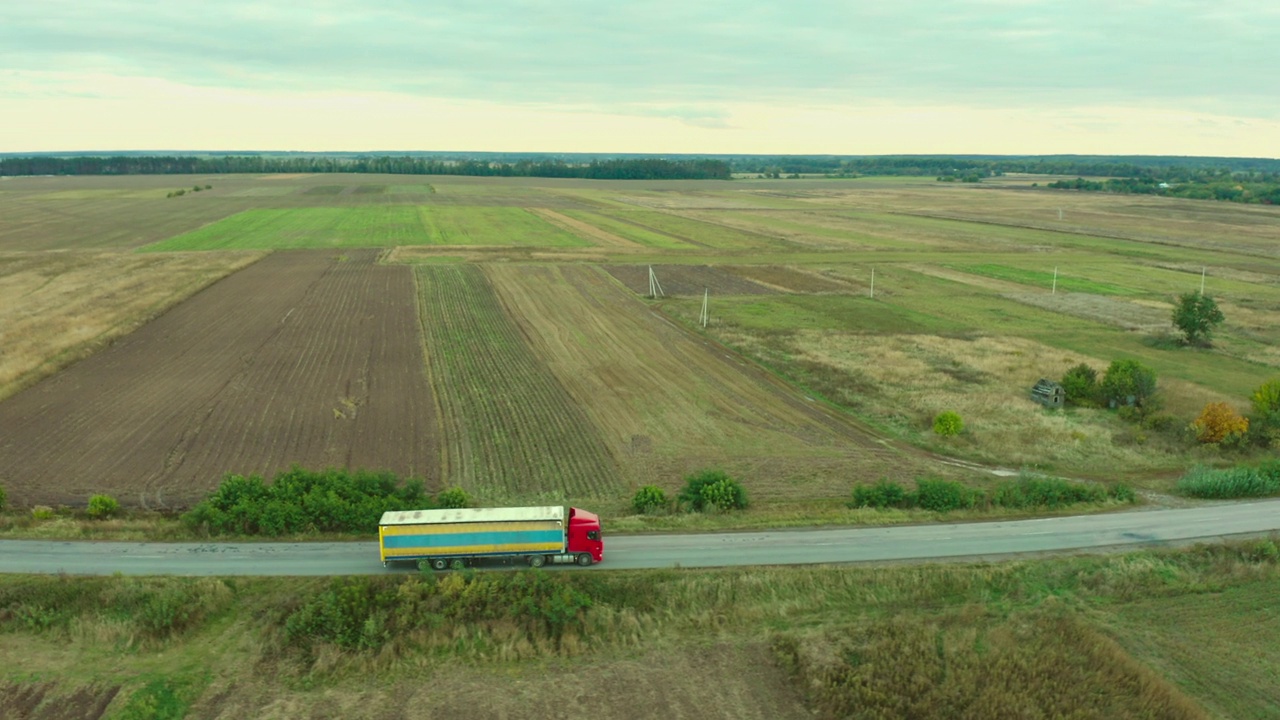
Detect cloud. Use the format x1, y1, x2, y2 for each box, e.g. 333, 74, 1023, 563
1, 1, 1277, 154
2, 0, 1276, 115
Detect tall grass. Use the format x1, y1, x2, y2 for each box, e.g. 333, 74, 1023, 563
772, 609, 1207, 719
1175, 461, 1280, 499
0, 576, 233, 644
849, 474, 1123, 512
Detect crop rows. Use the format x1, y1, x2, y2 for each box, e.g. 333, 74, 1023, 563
416, 265, 619, 499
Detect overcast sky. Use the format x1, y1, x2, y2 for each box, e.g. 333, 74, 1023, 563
3, 0, 1278, 156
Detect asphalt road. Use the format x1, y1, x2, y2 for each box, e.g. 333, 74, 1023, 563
1, 500, 1277, 576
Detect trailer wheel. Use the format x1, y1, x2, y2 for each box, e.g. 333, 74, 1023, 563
430, 558, 448, 571
528, 555, 546, 568
450, 558, 467, 571
575, 553, 594, 566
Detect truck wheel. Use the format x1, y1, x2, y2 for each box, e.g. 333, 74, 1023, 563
575, 553, 594, 566
431, 558, 447, 571
450, 558, 467, 571
529, 555, 546, 568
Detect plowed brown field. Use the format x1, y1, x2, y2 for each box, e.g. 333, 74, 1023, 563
604, 264, 775, 296
0, 250, 437, 507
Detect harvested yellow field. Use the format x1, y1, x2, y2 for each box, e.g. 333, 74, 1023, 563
0, 250, 263, 400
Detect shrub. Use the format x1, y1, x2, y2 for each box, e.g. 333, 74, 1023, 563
849, 479, 910, 509
1192, 402, 1249, 444
87, 494, 120, 519
932, 411, 964, 437
678, 469, 748, 512
1250, 378, 1280, 443
1175, 464, 1280, 499
1109, 484, 1137, 504
1060, 363, 1099, 405
1141, 413, 1179, 433
701, 477, 749, 512
991, 475, 1105, 509
181, 467, 429, 536
915, 478, 981, 512
631, 485, 668, 514
1251, 378, 1280, 418
435, 487, 470, 509
31, 506, 54, 520
0, 484, 6, 512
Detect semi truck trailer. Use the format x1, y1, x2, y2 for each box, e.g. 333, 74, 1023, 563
378, 505, 603, 569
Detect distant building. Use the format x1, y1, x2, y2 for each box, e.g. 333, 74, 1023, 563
1031, 378, 1065, 409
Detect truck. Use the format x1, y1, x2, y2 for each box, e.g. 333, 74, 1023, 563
378, 505, 604, 569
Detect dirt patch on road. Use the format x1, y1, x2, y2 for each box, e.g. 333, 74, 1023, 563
0, 250, 439, 508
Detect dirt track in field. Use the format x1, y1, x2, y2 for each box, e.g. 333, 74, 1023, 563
0, 250, 438, 508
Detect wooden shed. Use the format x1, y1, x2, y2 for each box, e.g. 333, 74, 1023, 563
1031, 378, 1065, 409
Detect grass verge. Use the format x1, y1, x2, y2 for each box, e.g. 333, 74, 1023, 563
2, 538, 1278, 716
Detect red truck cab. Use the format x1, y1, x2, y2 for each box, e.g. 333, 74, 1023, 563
566, 506, 604, 564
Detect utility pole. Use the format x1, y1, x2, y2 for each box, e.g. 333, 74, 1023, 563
648, 266, 664, 299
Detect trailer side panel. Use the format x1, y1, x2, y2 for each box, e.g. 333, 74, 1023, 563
380, 519, 565, 561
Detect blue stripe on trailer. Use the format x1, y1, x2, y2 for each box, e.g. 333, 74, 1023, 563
381, 529, 564, 550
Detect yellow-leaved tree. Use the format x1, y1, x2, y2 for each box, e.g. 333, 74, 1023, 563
1192, 402, 1249, 444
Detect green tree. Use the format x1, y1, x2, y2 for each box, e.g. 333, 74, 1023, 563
1100, 359, 1158, 408
1060, 363, 1099, 405
1172, 292, 1225, 346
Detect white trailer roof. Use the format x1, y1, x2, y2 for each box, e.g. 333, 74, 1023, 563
379, 505, 564, 527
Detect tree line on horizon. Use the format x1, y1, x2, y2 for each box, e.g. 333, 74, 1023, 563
1043, 175, 1280, 206
0, 155, 732, 181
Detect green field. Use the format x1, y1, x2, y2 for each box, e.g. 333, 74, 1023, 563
581, 208, 781, 250
143, 206, 590, 251
559, 209, 697, 249
953, 263, 1140, 295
